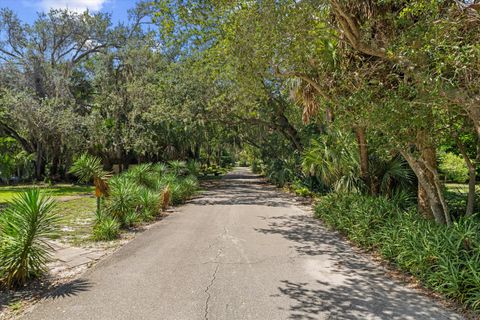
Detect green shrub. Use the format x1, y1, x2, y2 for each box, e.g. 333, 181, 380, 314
125, 163, 155, 189
168, 160, 187, 176
251, 160, 261, 174
137, 188, 160, 221
105, 176, 139, 226
152, 163, 168, 176
314, 193, 480, 310
95, 163, 198, 236
93, 216, 120, 241
439, 152, 469, 183
0, 189, 59, 287
291, 180, 313, 197
169, 175, 199, 205
186, 160, 201, 176
122, 211, 139, 228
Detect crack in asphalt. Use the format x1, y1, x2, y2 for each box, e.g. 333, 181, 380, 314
203, 228, 227, 320
204, 263, 220, 320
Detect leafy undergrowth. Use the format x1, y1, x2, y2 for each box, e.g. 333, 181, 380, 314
315, 193, 480, 313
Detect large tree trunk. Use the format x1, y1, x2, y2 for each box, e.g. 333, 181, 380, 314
401, 150, 450, 225
416, 131, 438, 219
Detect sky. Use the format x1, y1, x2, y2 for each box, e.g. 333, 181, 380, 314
0, 0, 137, 24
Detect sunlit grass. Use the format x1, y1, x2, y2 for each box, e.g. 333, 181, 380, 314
51, 197, 97, 246
0, 184, 94, 203
445, 183, 479, 194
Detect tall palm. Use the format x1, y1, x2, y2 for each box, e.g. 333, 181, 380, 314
69, 154, 110, 214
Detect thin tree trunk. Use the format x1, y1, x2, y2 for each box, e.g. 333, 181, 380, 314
455, 134, 478, 216
354, 126, 370, 191
35, 144, 44, 180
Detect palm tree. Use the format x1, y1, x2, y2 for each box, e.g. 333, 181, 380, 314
302, 129, 364, 193
69, 154, 110, 214
0, 189, 58, 287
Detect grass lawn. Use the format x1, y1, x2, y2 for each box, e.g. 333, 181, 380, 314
445, 183, 479, 194
0, 184, 94, 203
0, 184, 97, 246
53, 197, 97, 246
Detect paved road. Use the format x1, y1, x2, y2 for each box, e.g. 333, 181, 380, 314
22, 168, 462, 320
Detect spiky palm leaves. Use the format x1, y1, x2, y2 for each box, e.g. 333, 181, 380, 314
303, 129, 413, 195
0, 189, 58, 287
126, 163, 155, 189
168, 160, 187, 176
302, 129, 364, 193
105, 176, 139, 226
369, 155, 413, 196
69, 154, 110, 213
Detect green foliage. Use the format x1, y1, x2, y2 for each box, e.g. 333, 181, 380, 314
290, 180, 313, 197
98, 162, 198, 232
169, 175, 199, 205
69, 154, 109, 183
125, 164, 155, 189
93, 216, 120, 241
439, 152, 469, 183
104, 176, 139, 227
152, 163, 168, 176
302, 130, 363, 193
0, 189, 58, 287
369, 155, 413, 195
186, 160, 201, 176
137, 188, 160, 221
315, 193, 480, 310
168, 160, 187, 176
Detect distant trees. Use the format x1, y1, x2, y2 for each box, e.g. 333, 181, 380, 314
0, 8, 113, 179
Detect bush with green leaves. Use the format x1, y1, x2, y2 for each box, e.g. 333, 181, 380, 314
137, 188, 160, 221
186, 160, 201, 176
315, 193, 480, 310
125, 163, 155, 189
168, 160, 188, 176
439, 152, 469, 183
93, 216, 120, 241
104, 176, 139, 227
95, 162, 199, 236
169, 175, 199, 205
0, 189, 58, 287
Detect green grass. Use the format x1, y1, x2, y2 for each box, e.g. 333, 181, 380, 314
0, 184, 97, 246
52, 197, 97, 246
0, 184, 94, 203
446, 183, 479, 194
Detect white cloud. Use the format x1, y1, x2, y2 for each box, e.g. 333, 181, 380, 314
39, 0, 108, 12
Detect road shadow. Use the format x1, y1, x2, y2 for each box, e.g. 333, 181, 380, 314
257, 214, 460, 319
192, 169, 296, 207
44, 278, 92, 300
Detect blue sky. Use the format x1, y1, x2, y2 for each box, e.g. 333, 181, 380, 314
0, 0, 137, 24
